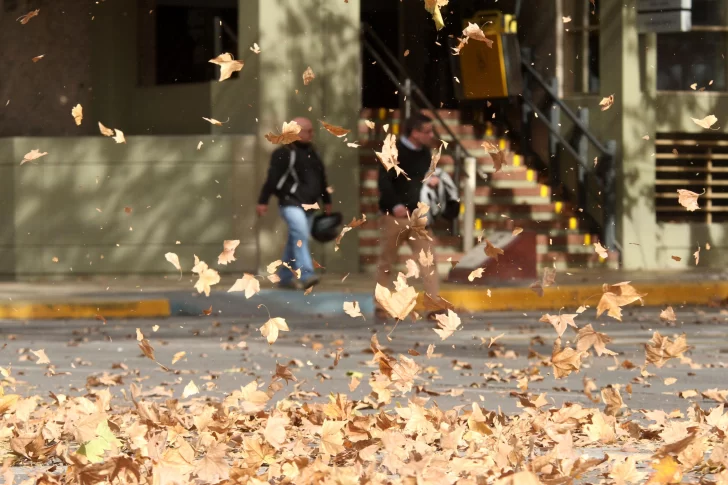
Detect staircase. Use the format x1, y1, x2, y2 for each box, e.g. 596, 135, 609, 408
357, 108, 619, 280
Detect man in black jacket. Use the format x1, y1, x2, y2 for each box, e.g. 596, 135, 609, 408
257, 118, 332, 289
377, 113, 442, 316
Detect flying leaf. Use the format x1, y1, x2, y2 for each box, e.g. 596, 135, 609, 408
265, 120, 302, 145
677, 189, 701, 211
419, 249, 434, 268
218, 239, 240, 265
645, 332, 691, 368
405, 259, 420, 279
343, 301, 364, 318
112, 129, 126, 144
512, 227, 524, 236
31, 54, 44, 63
172, 351, 186, 365
563, 16, 572, 23
263, 414, 289, 449
433, 310, 462, 340
691, 114, 718, 129
71, 104, 83, 126
228, 274, 260, 299
250, 43, 261, 54
319, 120, 350, 137
202, 117, 225, 126
576, 324, 616, 356
452, 22, 493, 54
660, 306, 677, 322
260, 317, 289, 344
192, 257, 220, 297
374, 283, 418, 320
599, 95, 614, 111
551, 338, 584, 379
594, 241, 608, 258
364, 120, 375, 130
485, 239, 504, 261
335, 214, 366, 251
98, 122, 115, 136
274, 363, 297, 384
424, 0, 449, 30
31, 349, 50, 364
320, 420, 346, 455
376, 133, 409, 179
18, 9, 40, 24
597, 281, 645, 321
165, 252, 182, 278
21, 149, 47, 165
302, 66, 316, 85
182, 380, 199, 398
694, 245, 700, 265
302, 202, 320, 211
539, 313, 578, 338
422, 143, 444, 181
468, 268, 484, 282
208, 52, 244, 81
601, 387, 625, 416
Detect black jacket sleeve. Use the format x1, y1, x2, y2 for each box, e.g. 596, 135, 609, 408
257, 149, 288, 205
378, 164, 402, 213
320, 160, 332, 205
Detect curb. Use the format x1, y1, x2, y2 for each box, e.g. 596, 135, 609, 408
0, 300, 170, 320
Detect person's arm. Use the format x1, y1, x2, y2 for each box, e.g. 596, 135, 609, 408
378, 164, 406, 215
257, 149, 288, 205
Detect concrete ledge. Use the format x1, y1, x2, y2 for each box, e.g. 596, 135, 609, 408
0, 300, 171, 320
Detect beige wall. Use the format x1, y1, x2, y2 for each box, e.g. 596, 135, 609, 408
0, 135, 257, 278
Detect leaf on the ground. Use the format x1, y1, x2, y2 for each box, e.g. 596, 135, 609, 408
319, 120, 350, 137
194, 442, 230, 483
335, 214, 366, 251
375, 283, 418, 321
419, 248, 434, 268
660, 306, 677, 322
218, 239, 240, 265
343, 301, 363, 319
182, 380, 199, 398
664, 377, 678, 386
98, 122, 115, 136
265, 120, 302, 145
433, 310, 462, 340
485, 239, 504, 261
21, 149, 47, 165
594, 241, 608, 258
488, 333, 505, 348
576, 324, 616, 356
597, 281, 645, 321
376, 133, 409, 179
191, 257, 220, 297
238, 381, 270, 413
0, 394, 20, 414
677, 189, 701, 211
691, 114, 718, 129
263, 414, 289, 449
610, 456, 646, 485
208, 52, 244, 81
18, 9, 40, 24
260, 317, 289, 344
320, 420, 346, 455
424, 0, 448, 30
540, 313, 578, 338
228, 273, 260, 299
76, 420, 119, 464
468, 268, 484, 282
302, 66, 316, 85
648, 456, 683, 485
645, 332, 691, 368
551, 338, 584, 379
601, 387, 625, 416
31, 349, 50, 364
302, 202, 320, 211
72, 104, 83, 126
422, 142, 444, 182
599, 94, 614, 111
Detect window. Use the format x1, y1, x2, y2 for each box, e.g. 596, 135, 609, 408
657, 0, 728, 91
139, 0, 239, 85
563, 0, 600, 94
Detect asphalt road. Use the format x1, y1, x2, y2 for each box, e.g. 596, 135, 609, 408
3, 306, 728, 416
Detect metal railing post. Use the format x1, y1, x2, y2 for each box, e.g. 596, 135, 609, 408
576, 107, 589, 211
404, 78, 412, 120
462, 156, 477, 252
603, 140, 618, 250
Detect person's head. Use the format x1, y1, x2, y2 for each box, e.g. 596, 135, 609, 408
403, 113, 435, 148
293, 117, 314, 144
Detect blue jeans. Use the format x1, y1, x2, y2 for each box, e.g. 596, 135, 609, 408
278, 205, 315, 284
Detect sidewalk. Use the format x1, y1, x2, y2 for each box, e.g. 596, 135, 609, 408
0, 269, 726, 319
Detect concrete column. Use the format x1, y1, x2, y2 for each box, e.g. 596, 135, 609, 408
256, 0, 361, 274
600, 0, 658, 268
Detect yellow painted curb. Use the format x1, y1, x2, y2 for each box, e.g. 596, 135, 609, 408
0, 300, 171, 320
433, 282, 728, 312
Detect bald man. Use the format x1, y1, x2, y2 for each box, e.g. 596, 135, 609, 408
257, 117, 332, 289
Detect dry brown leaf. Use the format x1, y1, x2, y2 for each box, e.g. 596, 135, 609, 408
610, 456, 646, 485
512, 227, 524, 236
335, 214, 366, 251
418, 248, 434, 268
343, 301, 363, 319
274, 363, 297, 384
376, 133, 409, 179
576, 324, 616, 356
31, 349, 50, 364
597, 281, 645, 321
660, 306, 676, 322
405, 259, 420, 279
319, 120, 350, 137
202, 117, 225, 126
645, 332, 691, 368
302, 202, 320, 211
433, 310, 462, 340
664, 377, 677, 386
112, 129, 126, 144
228, 274, 260, 299
192, 257, 220, 296
194, 442, 230, 483
208, 52, 244, 81
21, 149, 47, 165
424, 0, 448, 30
320, 420, 346, 455
260, 317, 289, 344
250, 43, 261, 54
677, 189, 701, 211
599, 94, 614, 111
302, 66, 316, 85
18, 9, 40, 24
375, 283, 418, 321
71, 104, 83, 126
691, 114, 718, 129
594, 241, 608, 258
539, 313, 578, 338
217, 239, 240, 265
551, 338, 584, 379
601, 387, 625, 415
422, 143, 444, 182
694, 245, 700, 265
164, 252, 182, 278
468, 268, 484, 282
485, 239, 504, 261
98, 122, 115, 137
452, 22, 493, 54
263, 414, 289, 449
647, 456, 682, 485
265, 120, 302, 145
562, 15, 572, 23
172, 351, 186, 365
182, 380, 199, 399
